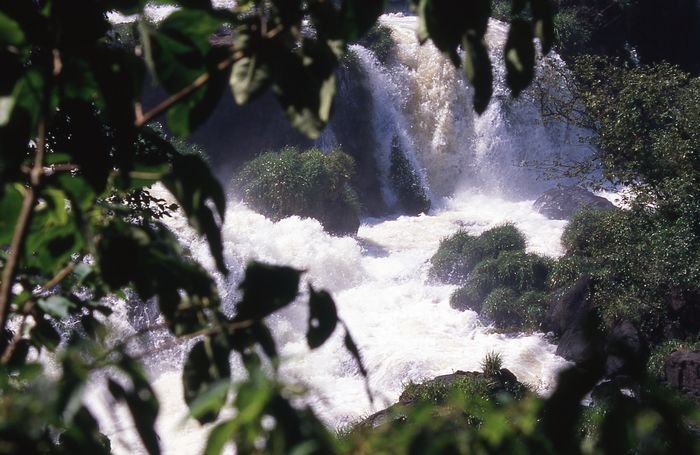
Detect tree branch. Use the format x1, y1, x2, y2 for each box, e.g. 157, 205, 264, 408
135, 49, 244, 128
0, 118, 46, 350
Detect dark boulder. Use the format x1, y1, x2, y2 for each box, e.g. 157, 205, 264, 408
664, 289, 700, 340
664, 350, 700, 403
604, 320, 648, 378
359, 369, 527, 430
533, 185, 615, 220
544, 276, 604, 364
543, 276, 593, 337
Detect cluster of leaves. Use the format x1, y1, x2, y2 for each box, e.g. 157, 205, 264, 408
551, 206, 700, 350
430, 223, 526, 284
235, 146, 362, 235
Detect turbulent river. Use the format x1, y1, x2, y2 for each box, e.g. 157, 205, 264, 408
92, 12, 605, 454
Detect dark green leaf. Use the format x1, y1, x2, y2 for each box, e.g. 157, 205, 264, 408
58, 407, 111, 455
186, 381, 230, 424
204, 419, 237, 455
235, 262, 302, 321
31, 317, 61, 351
183, 336, 231, 423
341, 0, 385, 41
306, 286, 338, 349
37, 295, 74, 319
531, 0, 554, 54
0, 184, 23, 245
0, 12, 25, 46
229, 22, 271, 105
504, 19, 535, 97
462, 34, 494, 114
251, 322, 278, 365
342, 324, 373, 403
163, 153, 227, 274
118, 358, 161, 455
270, 39, 337, 139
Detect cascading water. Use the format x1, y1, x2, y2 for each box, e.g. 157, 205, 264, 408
91, 13, 599, 454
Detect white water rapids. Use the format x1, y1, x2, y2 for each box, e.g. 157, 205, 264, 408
90, 13, 601, 454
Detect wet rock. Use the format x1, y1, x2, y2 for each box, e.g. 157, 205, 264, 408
533, 185, 615, 220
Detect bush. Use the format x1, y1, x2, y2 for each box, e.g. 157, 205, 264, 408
481, 287, 521, 330
429, 230, 481, 283
561, 209, 628, 257
481, 288, 547, 332
458, 251, 552, 306
480, 351, 503, 378
647, 338, 700, 380
430, 224, 527, 284
389, 137, 430, 215
400, 375, 492, 406
235, 146, 362, 235
479, 224, 527, 256
548, 255, 591, 290
492, 251, 552, 293
449, 286, 482, 312
518, 291, 548, 331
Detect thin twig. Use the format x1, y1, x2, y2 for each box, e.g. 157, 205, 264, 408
0, 304, 32, 364
35, 262, 77, 296
0, 119, 47, 350
96, 318, 255, 367
136, 49, 244, 128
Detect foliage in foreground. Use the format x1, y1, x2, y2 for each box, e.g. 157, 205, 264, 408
235, 146, 362, 235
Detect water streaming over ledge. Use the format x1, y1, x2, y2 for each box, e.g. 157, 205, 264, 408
90, 13, 598, 454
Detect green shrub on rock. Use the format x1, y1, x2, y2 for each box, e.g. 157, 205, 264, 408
480, 224, 527, 256
449, 285, 483, 313
480, 287, 547, 332
430, 224, 527, 284
481, 287, 521, 330
235, 146, 361, 235
518, 291, 548, 331
429, 229, 481, 283
491, 251, 552, 293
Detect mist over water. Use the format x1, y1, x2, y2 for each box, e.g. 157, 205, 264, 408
94, 13, 595, 454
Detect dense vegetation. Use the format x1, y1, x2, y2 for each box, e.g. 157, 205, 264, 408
235, 146, 362, 235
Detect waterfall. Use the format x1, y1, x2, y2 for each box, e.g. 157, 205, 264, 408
91, 13, 593, 455
354, 15, 594, 200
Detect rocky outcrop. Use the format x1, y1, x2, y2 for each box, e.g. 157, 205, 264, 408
358, 369, 527, 430
664, 351, 700, 403
545, 277, 648, 377
533, 185, 615, 220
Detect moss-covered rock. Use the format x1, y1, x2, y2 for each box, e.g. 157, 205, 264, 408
429, 224, 527, 284
389, 137, 430, 215
429, 229, 480, 283
235, 146, 361, 235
